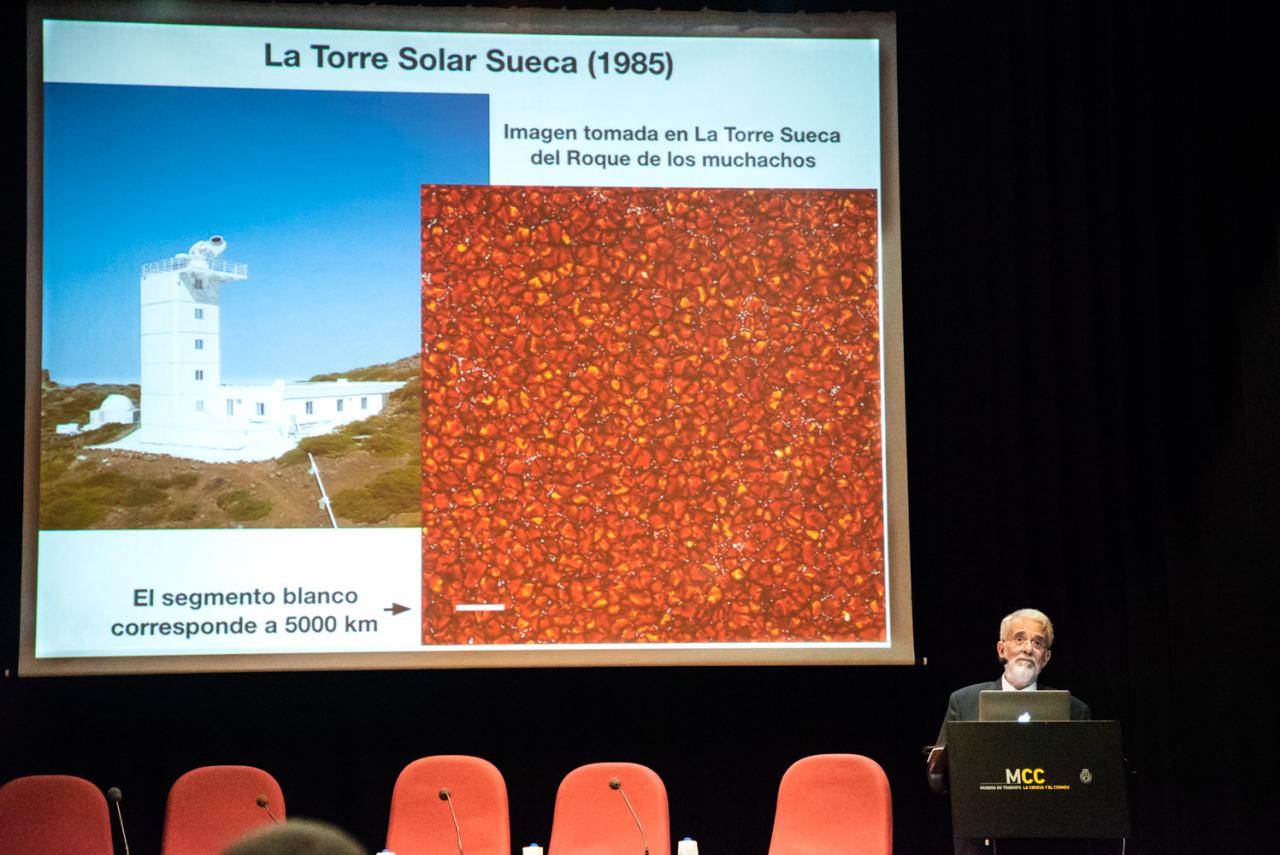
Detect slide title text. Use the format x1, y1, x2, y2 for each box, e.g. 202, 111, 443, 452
266, 43, 676, 79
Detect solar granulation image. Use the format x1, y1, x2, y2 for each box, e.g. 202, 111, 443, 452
420, 186, 884, 645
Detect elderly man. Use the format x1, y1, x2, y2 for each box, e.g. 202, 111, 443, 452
936, 608, 1091, 855
937, 607, 1090, 748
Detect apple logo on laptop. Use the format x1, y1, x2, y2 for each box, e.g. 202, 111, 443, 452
1017, 712, 1032, 723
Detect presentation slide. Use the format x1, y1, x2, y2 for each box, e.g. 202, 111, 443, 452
24, 8, 910, 673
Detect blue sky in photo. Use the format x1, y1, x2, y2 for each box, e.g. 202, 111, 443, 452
42, 83, 488, 385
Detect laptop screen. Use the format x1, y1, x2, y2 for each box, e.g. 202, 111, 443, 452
978, 689, 1071, 722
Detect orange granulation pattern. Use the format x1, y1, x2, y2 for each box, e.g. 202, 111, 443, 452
421, 187, 885, 645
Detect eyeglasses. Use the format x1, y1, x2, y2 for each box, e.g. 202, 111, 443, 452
1005, 632, 1048, 651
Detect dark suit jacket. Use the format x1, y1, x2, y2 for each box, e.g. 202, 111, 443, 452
935, 679, 1091, 747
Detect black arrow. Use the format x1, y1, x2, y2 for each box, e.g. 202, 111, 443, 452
383, 603, 409, 616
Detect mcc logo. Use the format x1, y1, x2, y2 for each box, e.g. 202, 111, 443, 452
979, 765, 1073, 792
1006, 767, 1046, 785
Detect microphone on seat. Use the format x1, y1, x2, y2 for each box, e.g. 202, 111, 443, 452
255, 795, 280, 824
106, 787, 131, 855
439, 788, 464, 855
608, 778, 650, 855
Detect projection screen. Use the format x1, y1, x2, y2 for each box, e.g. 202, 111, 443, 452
22, 2, 911, 674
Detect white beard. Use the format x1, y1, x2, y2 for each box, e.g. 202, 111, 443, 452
1005, 658, 1038, 689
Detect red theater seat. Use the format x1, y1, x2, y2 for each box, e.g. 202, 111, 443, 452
548, 762, 670, 855
0, 774, 114, 855
385, 755, 511, 855
161, 765, 285, 855
767, 754, 892, 855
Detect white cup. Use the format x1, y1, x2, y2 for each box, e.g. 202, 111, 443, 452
678, 838, 699, 855
522, 846, 544, 855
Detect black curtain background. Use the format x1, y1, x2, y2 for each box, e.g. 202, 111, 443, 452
4, 2, 1276, 853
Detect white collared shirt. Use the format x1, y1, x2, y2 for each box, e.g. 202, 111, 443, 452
1002, 674, 1038, 691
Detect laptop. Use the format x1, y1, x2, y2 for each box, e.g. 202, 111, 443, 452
978, 689, 1071, 723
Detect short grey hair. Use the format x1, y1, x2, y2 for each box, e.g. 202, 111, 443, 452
222, 819, 364, 855
1000, 608, 1054, 649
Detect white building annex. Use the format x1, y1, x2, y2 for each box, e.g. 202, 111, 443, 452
88, 394, 137, 429
99, 236, 402, 463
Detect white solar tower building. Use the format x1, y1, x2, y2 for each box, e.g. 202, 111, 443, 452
139, 235, 247, 446
99, 235, 402, 462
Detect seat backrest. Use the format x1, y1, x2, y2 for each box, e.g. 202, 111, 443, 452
161, 765, 285, 855
767, 754, 892, 855
0, 774, 114, 855
385, 755, 511, 855
548, 762, 669, 855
